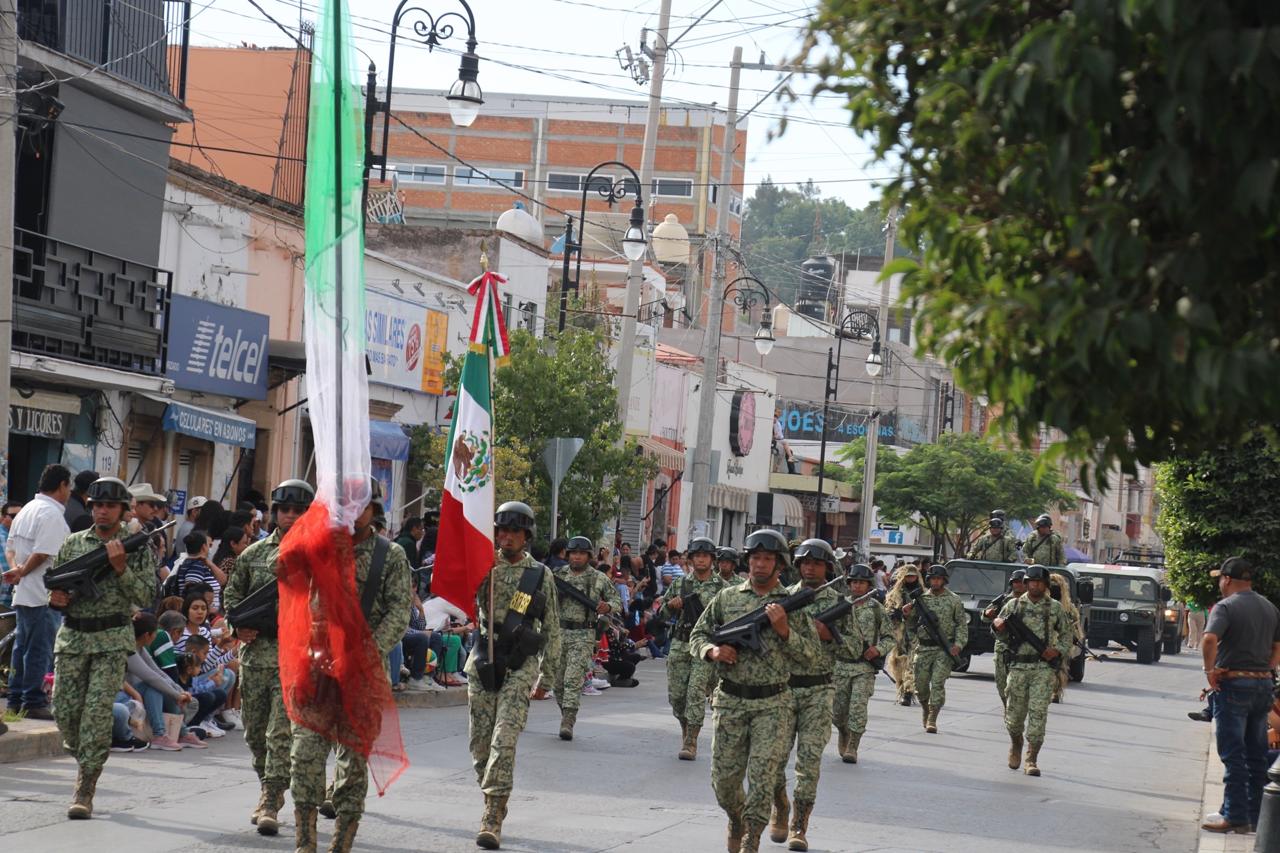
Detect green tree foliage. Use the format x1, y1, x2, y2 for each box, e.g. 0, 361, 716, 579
805, 2, 1280, 482
1155, 435, 1280, 607
828, 435, 903, 494
409, 328, 655, 542
872, 433, 1074, 556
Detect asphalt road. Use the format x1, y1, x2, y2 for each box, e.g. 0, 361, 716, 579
1, 646, 1210, 853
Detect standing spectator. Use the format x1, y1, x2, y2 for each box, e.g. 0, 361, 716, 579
395, 518, 426, 566
1200, 557, 1280, 834
210, 526, 251, 588
659, 549, 685, 593
0, 501, 22, 606
174, 532, 226, 612
544, 538, 569, 571
1187, 599, 1208, 651
3, 464, 72, 719
64, 470, 97, 533
127, 484, 169, 578
175, 496, 207, 551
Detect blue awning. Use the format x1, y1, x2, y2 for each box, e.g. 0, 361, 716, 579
370, 420, 410, 462
160, 399, 256, 448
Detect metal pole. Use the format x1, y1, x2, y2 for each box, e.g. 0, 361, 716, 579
558, 214, 574, 333
1255, 754, 1280, 853
688, 45, 743, 541
859, 205, 898, 559
331, 2, 345, 507
549, 481, 559, 541
614, 0, 671, 429
813, 346, 836, 540
0, 0, 15, 505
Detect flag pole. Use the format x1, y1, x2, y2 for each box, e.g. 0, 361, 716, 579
331, 0, 345, 507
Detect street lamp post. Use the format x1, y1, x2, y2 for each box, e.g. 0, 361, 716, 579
813, 309, 881, 543
722, 275, 775, 356
556, 161, 647, 334
362, 0, 484, 210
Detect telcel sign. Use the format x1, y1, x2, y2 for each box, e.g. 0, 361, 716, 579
166, 294, 270, 399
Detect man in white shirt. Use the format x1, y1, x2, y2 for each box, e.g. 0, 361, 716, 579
422, 593, 468, 632
3, 464, 72, 718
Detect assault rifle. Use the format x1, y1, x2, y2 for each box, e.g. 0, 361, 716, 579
554, 576, 607, 623
907, 586, 965, 667
225, 580, 280, 636
813, 589, 878, 648
998, 606, 1061, 670
709, 576, 845, 653
983, 590, 1015, 620
45, 520, 177, 606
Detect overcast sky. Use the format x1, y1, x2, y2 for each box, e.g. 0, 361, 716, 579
186, 0, 889, 209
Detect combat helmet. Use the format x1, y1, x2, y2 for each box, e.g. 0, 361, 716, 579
793, 538, 836, 567
566, 536, 593, 554
687, 536, 718, 557
495, 501, 536, 536
86, 477, 131, 505
743, 529, 791, 568
271, 478, 315, 509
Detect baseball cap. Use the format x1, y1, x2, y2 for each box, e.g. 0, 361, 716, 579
74, 470, 100, 492
1211, 557, 1255, 580
187, 496, 208, 512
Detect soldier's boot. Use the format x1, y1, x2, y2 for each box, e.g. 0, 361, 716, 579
787, 800, 814, 852
842, 732, 862, 764
251, 785, 271, 825
257, 785, 286, 836
1024, 742, 1042, 777
899, 690, 913, 707
66, 766, 100, 820
836, 728, 849, 758
925, 706, 939, 734
740, 821, 767, 853
327, 814, 359, 853
769, 788, 790, 843
921, 703, 930, 730
727, 810, 746, 853
1008, 734, 1023, 770
559, 708, 577, 741
680, 718, 688, 740
678, 725, 700, 761
475, 794, 508, 849
294, 807, 319, 853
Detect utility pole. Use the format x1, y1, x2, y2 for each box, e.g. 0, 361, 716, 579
688, 46, 743, 542
858, 205, 898, 559
0, 0, 17, 505
614, 0, 671, 430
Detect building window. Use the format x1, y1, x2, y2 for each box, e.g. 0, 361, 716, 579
653, 178, 693, 198
455, 166, 524, 188
388, 163, 446, 185
518, 300, 538, 331
548, 172, 580, 192
708, 182, 719, 203
729, 194, 744, 217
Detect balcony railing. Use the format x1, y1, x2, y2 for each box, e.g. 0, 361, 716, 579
12, 227, 171, 375
17, 0, 190, 102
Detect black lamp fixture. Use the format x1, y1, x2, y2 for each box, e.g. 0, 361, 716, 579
723, 275, 774, 356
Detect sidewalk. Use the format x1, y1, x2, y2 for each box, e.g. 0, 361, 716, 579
1197, 736, 1257, 853
0, 687, 467, 765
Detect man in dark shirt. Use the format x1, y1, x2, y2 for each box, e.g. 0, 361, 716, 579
1201, 556, 1280, 834
63, 470, 97, 533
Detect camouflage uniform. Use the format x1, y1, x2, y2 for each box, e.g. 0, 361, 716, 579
980, 594, 1019, 706
884, 577, 919, 702
1023, 531, 1065, 566
224, 529, 292, 793
657, 571, 728, 729
969, 532, 1019, 563
998, 594, 1071, 770
465, 552, 561, 797
907, 589, 968, 721
289, 536, 411, 817
832, 595, 892, 743
552, 564, 621, 715
688, 581, 819, 838
1048, 572, 1082, 702
52, 527, 154, 776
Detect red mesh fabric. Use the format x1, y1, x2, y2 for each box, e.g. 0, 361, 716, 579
277, 502, 408, 795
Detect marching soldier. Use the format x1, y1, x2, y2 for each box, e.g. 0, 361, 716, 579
993, 565, 1071, 776
716, 546, 741, 581
224, 478, 314, 836
885, 564, 923, 706
288, 479, 411, 853
688, 530, 819, 853
467, 501, 562, 850
902, 564, 967, 733
969, 515, 1019, 563
658, 536, 727, 760
770, 540, 855, 851
553, 536, 621, 740
48, 477, 154, 820
833, 563, 891, 766
982, 568, 1027, 706
1023, 515, 1065, 566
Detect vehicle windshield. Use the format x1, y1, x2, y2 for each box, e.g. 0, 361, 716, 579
1083, 574, 1156, 601
947, 564, 1010, 597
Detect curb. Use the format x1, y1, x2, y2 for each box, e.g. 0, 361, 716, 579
1197, 734, 1256, 853
0, 688, 468, 765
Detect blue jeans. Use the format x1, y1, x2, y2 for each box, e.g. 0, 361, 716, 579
6, 605, 57, 709
134, 684, 182, 738
1215, 678, 1274, 827
388, 642, 404, 684
112, 702, 132, 741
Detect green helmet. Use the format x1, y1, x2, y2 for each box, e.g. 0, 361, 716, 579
86, 477, 131, 505
687, 537, 718, 556
1034, 514, 1052, 528
793, 538, 836, 567
1023, 564, 1049, 582
744, 529, 791, 567
1010, 568, 1028, 583
566, 536, 593, 554
846, 563, 875, 582
715, 546, 739, 563
925, 563, 949, 580
271, 479, 315, 509
495, 501, 536, 536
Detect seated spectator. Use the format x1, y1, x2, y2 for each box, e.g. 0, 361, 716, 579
205, 617, 242, 729
181, 635, 231, 739
152, 609, 187, 681
110, 687, 147, 752
395, 518, 426, 567
176, 589, 213, 652
396, 593, 444, 692
421, 587, 472, 686
600, 620, 642, 687
124, 612, 195, 750
174, 532, 226, 611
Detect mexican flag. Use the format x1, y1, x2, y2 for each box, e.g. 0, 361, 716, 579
432, 269, 510, 620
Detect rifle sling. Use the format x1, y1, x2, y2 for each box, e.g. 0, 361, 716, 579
360, 536, 390, 622
490, 563, 545, 648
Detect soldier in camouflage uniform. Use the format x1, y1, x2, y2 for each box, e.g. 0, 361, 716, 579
993, 564, 1071, 776
1023, 515, 1065, 566
1047, 571, 1082, 703
223, 478, 313, 836
969, 515, 1020, 563
832, 563, 891, 766
658, 536, 727, 760
716, 546, 741, 582
885, 564, 923, 705
48, 477, 155, 820
289, 478, 411, 853
981, 568, 1027, 706
467, 501, 561, 850
553, 536, 621, 741
689, 529, 819, 853
903, 564, 968, 733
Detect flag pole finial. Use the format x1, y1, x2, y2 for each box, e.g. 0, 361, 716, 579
479, 239, 489, 272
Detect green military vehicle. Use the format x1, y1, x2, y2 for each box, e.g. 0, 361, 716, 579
1068, 563, 1184, 665
945, 559, 1094, 682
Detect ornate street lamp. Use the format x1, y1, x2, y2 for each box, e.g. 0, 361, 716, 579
723, 275, 774, 357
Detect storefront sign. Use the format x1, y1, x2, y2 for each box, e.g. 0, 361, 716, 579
365, 290, 450, 395
162, 401, 256, 448
8, 403, 76, 439
776, 400, 896, 444
729, 389, 756, 457
166, 295, 270, 400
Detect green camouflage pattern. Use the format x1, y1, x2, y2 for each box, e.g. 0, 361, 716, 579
832, 596, 892, 735
52, 526, 154, 655
354, 536, 413, 655
659, 571, 727, 726
788, 581, 846, 675
981, 595, 1016, 704
1022, 531, 1065, 566
224, 528, 283, 669
833, 664, 876, 736
551, 564, 621, 714
710, 702, 794, 828
554, 564, 622, 625
998, 594, 1072, 745
774, 681, 833, 805
969, 532, 1020, 563
53, 650, 127, 774
240, 664, 292, 787
906, 588, 968, 650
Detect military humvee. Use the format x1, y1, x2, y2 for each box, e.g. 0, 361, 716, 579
1068, 563, 1185, 665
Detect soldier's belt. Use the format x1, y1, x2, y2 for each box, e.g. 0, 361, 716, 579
64, 613, 130, 633
788, 673, 832, 689
560, 619, 594, 630
916, 638, 940, 647
719, 680, 788, 699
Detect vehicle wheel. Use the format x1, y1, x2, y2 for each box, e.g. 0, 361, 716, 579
1163, 631, 1182, 656
951, 653, 971, 674
1153, 634, 1163, 662
1068, 653, 1086, 683
1136, 632, 1155, 664
1088, 639, 1109, 650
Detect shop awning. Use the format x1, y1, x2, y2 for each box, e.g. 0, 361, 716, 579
371, 420, 411, 462
774, 494, 805, 528
156, 397, 257, 448
636, 436, 684, 471
709, 483, 753, 513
